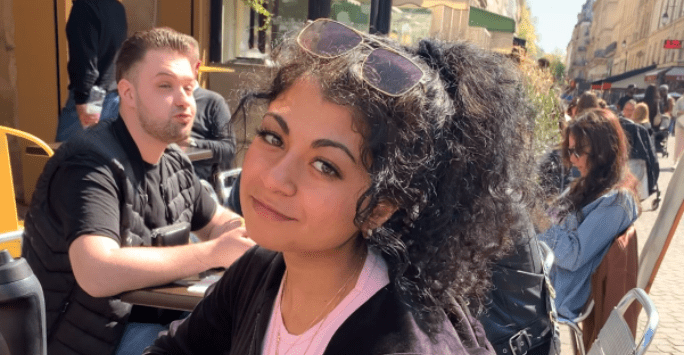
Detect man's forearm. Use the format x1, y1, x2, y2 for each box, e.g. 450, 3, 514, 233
69, 231, 251, 298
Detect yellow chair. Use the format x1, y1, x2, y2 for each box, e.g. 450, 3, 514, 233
0, 126, 53, 257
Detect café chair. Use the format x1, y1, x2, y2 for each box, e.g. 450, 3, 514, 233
558, 300, 594, 355
215, 168, 242, 206
0, 126, 53, 257
586, 288, 658, 355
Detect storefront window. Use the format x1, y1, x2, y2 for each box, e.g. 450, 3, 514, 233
389, 6, 432, 46
219, 0, 309, 63
330, 0, 371, 32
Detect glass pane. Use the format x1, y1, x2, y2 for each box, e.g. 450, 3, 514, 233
331, 0, 372, 33
220, 0, 309, 63
271, 0, 309, 47
389, 5, 433, 46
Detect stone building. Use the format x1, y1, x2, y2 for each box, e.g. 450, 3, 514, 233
567, 0, 684, 93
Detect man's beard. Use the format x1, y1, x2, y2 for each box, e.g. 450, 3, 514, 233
137, 100, 191, 143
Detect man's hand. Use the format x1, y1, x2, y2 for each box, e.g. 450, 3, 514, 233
76, 103, 100, 128
203, 226, 255, 268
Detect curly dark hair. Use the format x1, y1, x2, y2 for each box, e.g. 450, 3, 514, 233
234, 33, 538, 334
560, 108, 637, 213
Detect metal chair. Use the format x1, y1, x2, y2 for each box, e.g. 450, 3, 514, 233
215, 168, 242, 206
0, 126, 53, 257
586, 288, 659, 355
558, 300, 595, 355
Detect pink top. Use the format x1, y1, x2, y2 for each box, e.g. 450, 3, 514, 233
262, 248, 390, 355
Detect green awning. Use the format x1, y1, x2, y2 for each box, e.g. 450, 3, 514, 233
468, 7, 515, 33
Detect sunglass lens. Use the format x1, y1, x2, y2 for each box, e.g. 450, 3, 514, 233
363, 49, 423, 96
299, 20, 362, 57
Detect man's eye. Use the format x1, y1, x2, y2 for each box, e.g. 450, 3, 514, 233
312, 160, 340, 178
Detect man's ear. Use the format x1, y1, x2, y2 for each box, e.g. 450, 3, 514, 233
117, 78, 135, 107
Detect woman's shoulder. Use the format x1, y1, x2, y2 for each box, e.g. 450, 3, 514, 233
588, 189, 638, 216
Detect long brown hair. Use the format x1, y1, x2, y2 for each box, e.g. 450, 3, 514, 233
560, 108, 638, 211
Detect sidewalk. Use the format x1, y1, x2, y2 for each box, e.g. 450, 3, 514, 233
559, 137, 684, 354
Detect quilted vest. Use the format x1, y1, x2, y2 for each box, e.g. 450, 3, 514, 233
22, 119, 198, 355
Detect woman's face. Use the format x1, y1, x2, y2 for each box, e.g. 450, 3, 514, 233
568, 134, 590, 178
240, 77, 371, 255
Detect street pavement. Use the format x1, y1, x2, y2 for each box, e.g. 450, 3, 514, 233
559, 136, 684, 354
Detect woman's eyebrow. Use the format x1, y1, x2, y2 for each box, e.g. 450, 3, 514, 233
263, 112, 289, 135
312, 139, 356, 163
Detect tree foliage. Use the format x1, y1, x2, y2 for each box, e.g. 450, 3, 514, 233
517, 5, 540, 58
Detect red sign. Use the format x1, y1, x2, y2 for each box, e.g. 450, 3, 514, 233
664, 40, 682, 49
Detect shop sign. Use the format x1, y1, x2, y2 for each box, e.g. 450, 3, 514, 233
664, 40, 682, 49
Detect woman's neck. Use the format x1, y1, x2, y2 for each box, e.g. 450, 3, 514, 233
279, 239, 367, 335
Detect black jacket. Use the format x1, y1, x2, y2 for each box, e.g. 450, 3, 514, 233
22, 118, 200, 355
619, 116, 659, 194
144, 247, 494, 355
190, 87, 237, 181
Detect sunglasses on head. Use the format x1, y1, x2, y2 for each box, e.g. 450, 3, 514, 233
296, 18, 425, 97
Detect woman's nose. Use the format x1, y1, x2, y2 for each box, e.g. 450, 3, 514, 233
262, 154, 298, 196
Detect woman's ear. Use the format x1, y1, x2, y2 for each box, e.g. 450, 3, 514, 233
367, 202, 398, 229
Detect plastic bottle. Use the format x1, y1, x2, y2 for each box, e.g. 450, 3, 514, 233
0, 249, 47, 355
85, 85, 107, 116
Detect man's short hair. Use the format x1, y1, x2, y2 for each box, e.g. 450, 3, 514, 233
115, 27, 200, 82
660, 84, 669, 91
624, 99, 637, 107
627, 84, 636, 89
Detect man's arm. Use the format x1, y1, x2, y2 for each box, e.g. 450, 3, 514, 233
69, 226, 253, 298
57, 159, 253, 298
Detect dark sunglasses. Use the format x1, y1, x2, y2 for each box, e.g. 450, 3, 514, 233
567, 147, 585, 159
297, 18, 425, 97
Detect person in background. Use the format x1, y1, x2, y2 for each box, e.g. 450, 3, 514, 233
22, 28, 255, 355
540, 108, 639, 320
575, 92, 603, 116
642, 84, 662, 129
633, 102, 651, 130
145, 20, 540, 355
659, 84, 675, 121
674, 94, 684, 163
619, 99, 659, 200
177, 37, 237, 188
616, 84, 637, 112
56, 0, 127, 142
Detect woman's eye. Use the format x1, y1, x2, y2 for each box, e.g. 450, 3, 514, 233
256, 129, 283, 147
312, 160, 340, 178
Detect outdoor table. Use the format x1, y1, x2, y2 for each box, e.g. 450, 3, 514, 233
120, 277, 203, 312
120, 271, 222, 312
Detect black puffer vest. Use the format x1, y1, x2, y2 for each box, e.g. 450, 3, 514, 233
22, 119, 198, 355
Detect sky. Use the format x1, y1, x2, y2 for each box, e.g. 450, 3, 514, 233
527, 0, 588, 55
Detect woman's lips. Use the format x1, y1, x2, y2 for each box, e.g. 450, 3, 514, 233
251, 197, 296, 222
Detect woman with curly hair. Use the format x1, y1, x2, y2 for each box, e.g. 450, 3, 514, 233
541, 108, 639, 320
146, 19, 537, 355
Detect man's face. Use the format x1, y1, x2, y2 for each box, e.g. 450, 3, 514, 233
131, 49, 197, 144
627, 87, 636, 96
623, 102, 635, 118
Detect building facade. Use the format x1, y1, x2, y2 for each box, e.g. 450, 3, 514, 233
567, 0, 684, 92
